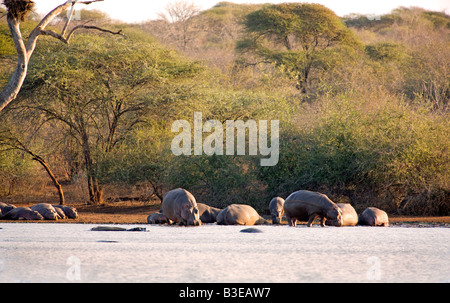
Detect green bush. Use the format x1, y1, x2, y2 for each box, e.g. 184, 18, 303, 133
259, 93, 449, 214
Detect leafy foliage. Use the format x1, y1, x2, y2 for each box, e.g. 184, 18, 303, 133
0, 4, 448, 214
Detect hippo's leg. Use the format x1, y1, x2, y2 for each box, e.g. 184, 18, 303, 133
307, 214, 318, 227
287, 215, 296, 227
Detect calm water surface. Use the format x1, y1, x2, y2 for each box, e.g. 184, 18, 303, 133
0, 223, 448, 282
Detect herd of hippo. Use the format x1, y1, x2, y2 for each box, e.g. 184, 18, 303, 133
0, 188, 389, 227
148, 188, 389, 227
0, 202, 78, 221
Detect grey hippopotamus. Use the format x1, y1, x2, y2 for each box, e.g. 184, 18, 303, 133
162, 188, 202, 226
284, 190, 343, 227
358, 207, 389, 227
147, 210, 172, 224
53, 205, 78, 219
53, 206, 67, 219
326, 203, 358, 226
216, 204, 268, 226
0, 202, 16, 217
30, 203, 59, 220
269, 197, 285, 224
3, 207, 44, 220
197, 203, 222, 223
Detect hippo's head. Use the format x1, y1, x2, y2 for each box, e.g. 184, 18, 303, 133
270, 208, 284, 225
65, 207, 78, 219
182, 204, 202, 226
326, 206, 343, 227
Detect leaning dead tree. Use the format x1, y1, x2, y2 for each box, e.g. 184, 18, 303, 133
0, 133, 66, 205
0, 0, 124, 113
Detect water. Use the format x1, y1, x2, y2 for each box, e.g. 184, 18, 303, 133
0, 223, 449, 283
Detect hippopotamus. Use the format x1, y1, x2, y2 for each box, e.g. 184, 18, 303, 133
53, 206, 67, 219
216, 204, 268, 225
326, 203, 358, 226
30, 203, 59, 220
358, 207, 389, 227
0, 202, 16, 217
269, 197, 285, 224
162, 188, 202, 226
147, 210, 172, 224
197, 203, 221, 223
284, 190, 343, 227
3, 207, 44, 220
53, 205, 78, 219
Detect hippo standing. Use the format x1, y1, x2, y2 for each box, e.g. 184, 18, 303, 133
147, 210, 172, 224
284, 190, 343, 227
3, 207, 44, 220
53, 205, 78, 219
197, 203, 221, 224
216, 204, 268, 226
30, 203, 59, 220
358, 207, 389, 227
326, 203, 358, 226
269, 197, 285, 224
162, 188, 202, 226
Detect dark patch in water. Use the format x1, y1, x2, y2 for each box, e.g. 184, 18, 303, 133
240, 228, 263, 233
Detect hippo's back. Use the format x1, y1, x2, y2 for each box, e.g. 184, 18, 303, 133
217, 204, 264, 225
336, 203, 358, 226
359, 207, 389, 226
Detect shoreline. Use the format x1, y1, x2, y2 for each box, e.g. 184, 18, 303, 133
1, 201, 449, 227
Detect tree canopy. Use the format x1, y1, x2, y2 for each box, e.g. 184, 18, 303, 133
238, 3, 361, 93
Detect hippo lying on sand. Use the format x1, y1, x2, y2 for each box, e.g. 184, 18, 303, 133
326, 203, 358, 226
147, 211, 172, 224
3, 207, 44, 220
358, 207, 389, 227
284, 190, 343, 227
53, 207, 66, 219
217, 204, 268, 226
53, 205, 78, 219
269, 197, 285, 224
0, 202, 16, 217
197, 203, 221, 224
162, 188, 202, 226
30, 203, 59, 220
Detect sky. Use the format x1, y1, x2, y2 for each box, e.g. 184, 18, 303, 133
31, 0, 450, 23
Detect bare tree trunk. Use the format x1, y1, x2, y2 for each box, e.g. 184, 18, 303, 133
1, 137, 66, 205
32, 155, 66, 205
81, 130, 104, 205
0, 17, 28, 112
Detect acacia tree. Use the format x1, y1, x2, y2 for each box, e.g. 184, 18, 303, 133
0, 0, 123, 113
238, 3, 360, 94
14, 31, 201, 204
159, 0, 200, 50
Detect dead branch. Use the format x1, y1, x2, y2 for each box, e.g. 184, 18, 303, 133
40, 24, 125, 44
